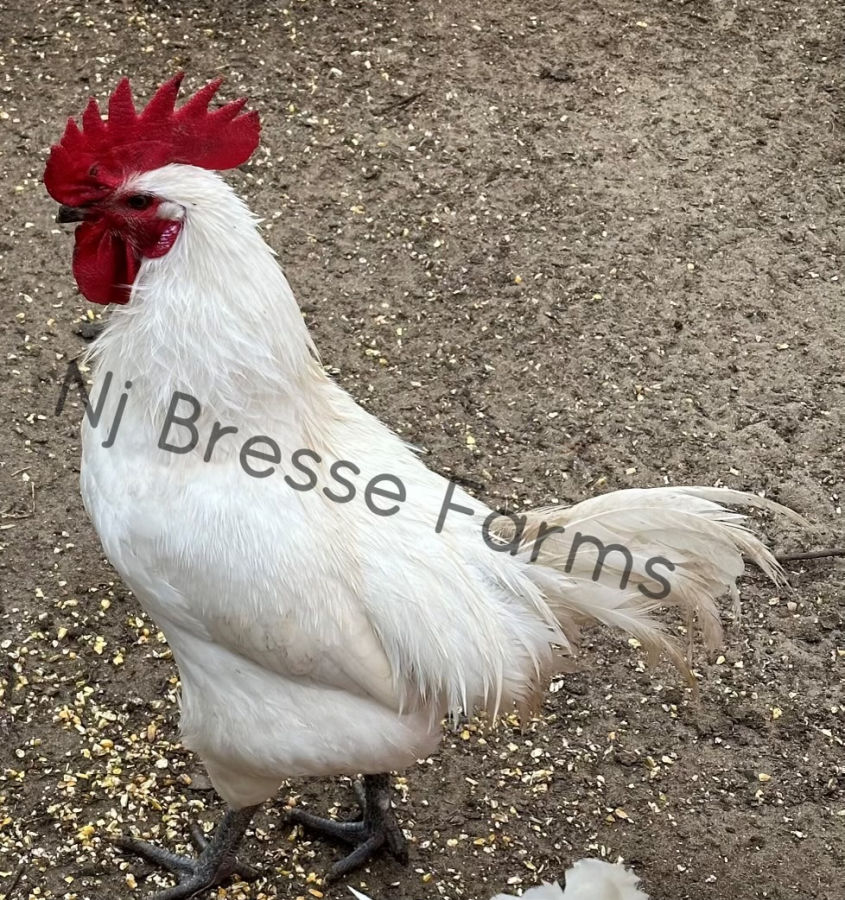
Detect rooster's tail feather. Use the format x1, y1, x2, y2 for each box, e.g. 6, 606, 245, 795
500, 486, 796, 682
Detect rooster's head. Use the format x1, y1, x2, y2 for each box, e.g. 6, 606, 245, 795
44, 74, 260, 305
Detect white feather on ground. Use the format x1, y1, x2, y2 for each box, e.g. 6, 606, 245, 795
348, 859, 648, 900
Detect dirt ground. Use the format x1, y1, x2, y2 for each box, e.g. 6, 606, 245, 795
1, 1, 843, 899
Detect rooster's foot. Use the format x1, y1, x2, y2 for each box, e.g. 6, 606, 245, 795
290, 773, 408, 881
117, 804, 260, 899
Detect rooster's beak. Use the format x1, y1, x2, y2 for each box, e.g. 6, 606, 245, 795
56, 205, 89, 224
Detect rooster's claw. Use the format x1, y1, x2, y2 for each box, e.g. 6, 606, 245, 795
117, 804, 260, 899
289, 773, 408, 881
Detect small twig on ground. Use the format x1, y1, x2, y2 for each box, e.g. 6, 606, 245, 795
3, 863, 25, 899
776, 548, 845, 564
376, 90, 425, 115
539, 64, 575, 83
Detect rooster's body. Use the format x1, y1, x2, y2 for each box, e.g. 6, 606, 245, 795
46, 77, 790, 897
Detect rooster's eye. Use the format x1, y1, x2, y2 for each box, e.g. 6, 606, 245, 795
126, 194, 153, 211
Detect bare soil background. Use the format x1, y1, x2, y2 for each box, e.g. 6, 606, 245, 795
1, 2, 843, 899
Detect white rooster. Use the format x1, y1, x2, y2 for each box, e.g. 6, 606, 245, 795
350, 859, 648, 900
45, 75, 793, 899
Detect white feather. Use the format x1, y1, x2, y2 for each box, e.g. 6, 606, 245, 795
550, 859, 648, 900
77, 163, 795, 809
348, 859, 648, 900
490, 883, 566, 900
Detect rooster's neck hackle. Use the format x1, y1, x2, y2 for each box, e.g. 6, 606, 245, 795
89, 164, 322, 427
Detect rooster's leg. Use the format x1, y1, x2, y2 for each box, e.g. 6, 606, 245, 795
117, 804, 260, 899
290, 773, 408, 880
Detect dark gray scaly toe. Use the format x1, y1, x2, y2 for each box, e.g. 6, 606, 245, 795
118, 804, 260, 899
289, 774, 408, 880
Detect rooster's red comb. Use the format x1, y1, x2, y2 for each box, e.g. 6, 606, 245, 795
44, 73, 260, 206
